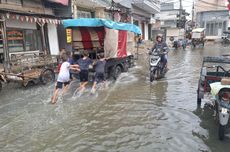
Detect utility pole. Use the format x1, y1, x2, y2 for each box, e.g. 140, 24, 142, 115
179, 0, 182, 20
192, 1, 195, 28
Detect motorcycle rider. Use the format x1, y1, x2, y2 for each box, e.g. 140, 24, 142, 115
150, 34, 169, 70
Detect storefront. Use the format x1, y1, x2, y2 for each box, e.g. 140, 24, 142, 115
0, 13, 60, 64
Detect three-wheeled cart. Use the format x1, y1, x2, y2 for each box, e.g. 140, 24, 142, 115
62, 18, 141, 80
191, 28, 205, 49
0, 52, 56, 91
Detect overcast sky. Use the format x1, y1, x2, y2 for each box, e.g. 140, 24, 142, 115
172, 0, 229, 19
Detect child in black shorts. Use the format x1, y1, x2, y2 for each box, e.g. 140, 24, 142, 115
75, 50, 93, 93
91, 53, 107, 93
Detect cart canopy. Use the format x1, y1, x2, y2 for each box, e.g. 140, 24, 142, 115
210, 82, 230, 96
63, 18, 142, 35
192, 28, 205, 33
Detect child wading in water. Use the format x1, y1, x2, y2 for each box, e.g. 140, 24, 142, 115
75, 50, 93, 95
91, 53, 107, 94
51, 54, 80, 104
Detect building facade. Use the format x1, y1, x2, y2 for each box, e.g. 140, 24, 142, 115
195, 0, 226, 13
132, 0, 160, 40
0, 0, 65, 66
196, 10, 229, 39
157, 3, 188, 43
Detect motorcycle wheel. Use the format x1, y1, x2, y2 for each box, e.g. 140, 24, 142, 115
150, 70, 155, 82
219, 124, 225, 140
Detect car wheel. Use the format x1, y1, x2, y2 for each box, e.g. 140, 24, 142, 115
113, 66, 122, 80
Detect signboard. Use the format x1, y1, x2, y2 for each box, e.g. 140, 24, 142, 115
66, 29, 72, 43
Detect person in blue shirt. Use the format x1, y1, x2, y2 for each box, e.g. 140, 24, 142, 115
75, 50, 93, 94
151, 34, 169, 69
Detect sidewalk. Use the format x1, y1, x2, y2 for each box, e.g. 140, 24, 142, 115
136, 40, 154, 53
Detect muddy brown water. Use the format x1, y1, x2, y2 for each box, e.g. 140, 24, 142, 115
0, 44, 230, 152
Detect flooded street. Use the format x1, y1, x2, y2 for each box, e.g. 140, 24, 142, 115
1, 44, 230, 152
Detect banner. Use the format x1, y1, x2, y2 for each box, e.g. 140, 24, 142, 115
47, 0, 69, 6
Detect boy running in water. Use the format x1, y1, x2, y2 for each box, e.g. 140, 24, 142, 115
51, 54, 80, 104
75, 50, 93, 94
91, 53, 107, 94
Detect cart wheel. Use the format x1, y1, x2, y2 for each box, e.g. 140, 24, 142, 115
40, 69, 55, 85
219, 124, 225, 140
197, 96, 201, 105
113, 65, 122, 80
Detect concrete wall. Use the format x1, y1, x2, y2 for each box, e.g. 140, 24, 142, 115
195, 0, 226, 13
6, 20, 37, 29
47, 24, 59, 55
144, 23, 148, 40
0, 0, 53, 15
166, 28, 184, 43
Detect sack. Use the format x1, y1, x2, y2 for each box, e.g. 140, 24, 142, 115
57, 63, 62, 73
221, 78, 230, 85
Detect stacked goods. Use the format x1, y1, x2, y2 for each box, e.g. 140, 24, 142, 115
221, 78, 230, 85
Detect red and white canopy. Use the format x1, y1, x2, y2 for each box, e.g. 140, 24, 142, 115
72, 27, 135, 58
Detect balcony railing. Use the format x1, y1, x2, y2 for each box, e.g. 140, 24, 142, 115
133, 0, 160, 14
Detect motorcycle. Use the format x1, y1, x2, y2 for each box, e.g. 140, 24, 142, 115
210, 82, 230, 140
148, 48, 168, 82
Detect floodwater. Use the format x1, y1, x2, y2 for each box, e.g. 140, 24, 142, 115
0, 44, 230, 152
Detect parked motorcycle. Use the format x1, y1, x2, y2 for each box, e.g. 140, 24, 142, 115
148, 48, 168, 82
210, 82, 230, 140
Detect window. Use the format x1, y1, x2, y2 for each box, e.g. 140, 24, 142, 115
1, 0, 22, 5
77, 11, 92, 18
7, 30, 24, 52
7, 29, 42, 52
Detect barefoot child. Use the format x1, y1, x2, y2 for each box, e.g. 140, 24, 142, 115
51, 54, 80, 104
75, 50, 93, 94
91, 53, 107, 93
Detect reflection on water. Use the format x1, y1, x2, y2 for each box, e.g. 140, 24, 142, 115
0, 44, 229, 151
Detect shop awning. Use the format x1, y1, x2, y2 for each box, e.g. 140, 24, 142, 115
63, 18, 142, 34
46, 0, 69, 6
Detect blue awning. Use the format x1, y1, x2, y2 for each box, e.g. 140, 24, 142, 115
63, 18, 142, 34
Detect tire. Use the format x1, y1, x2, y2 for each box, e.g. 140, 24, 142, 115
150, 70, 155, 82
197, 96, 201, 105
219, 124, 225, 140
197, 87, 202, 105
40, 69, 55, 85
113, 66, 122, 80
